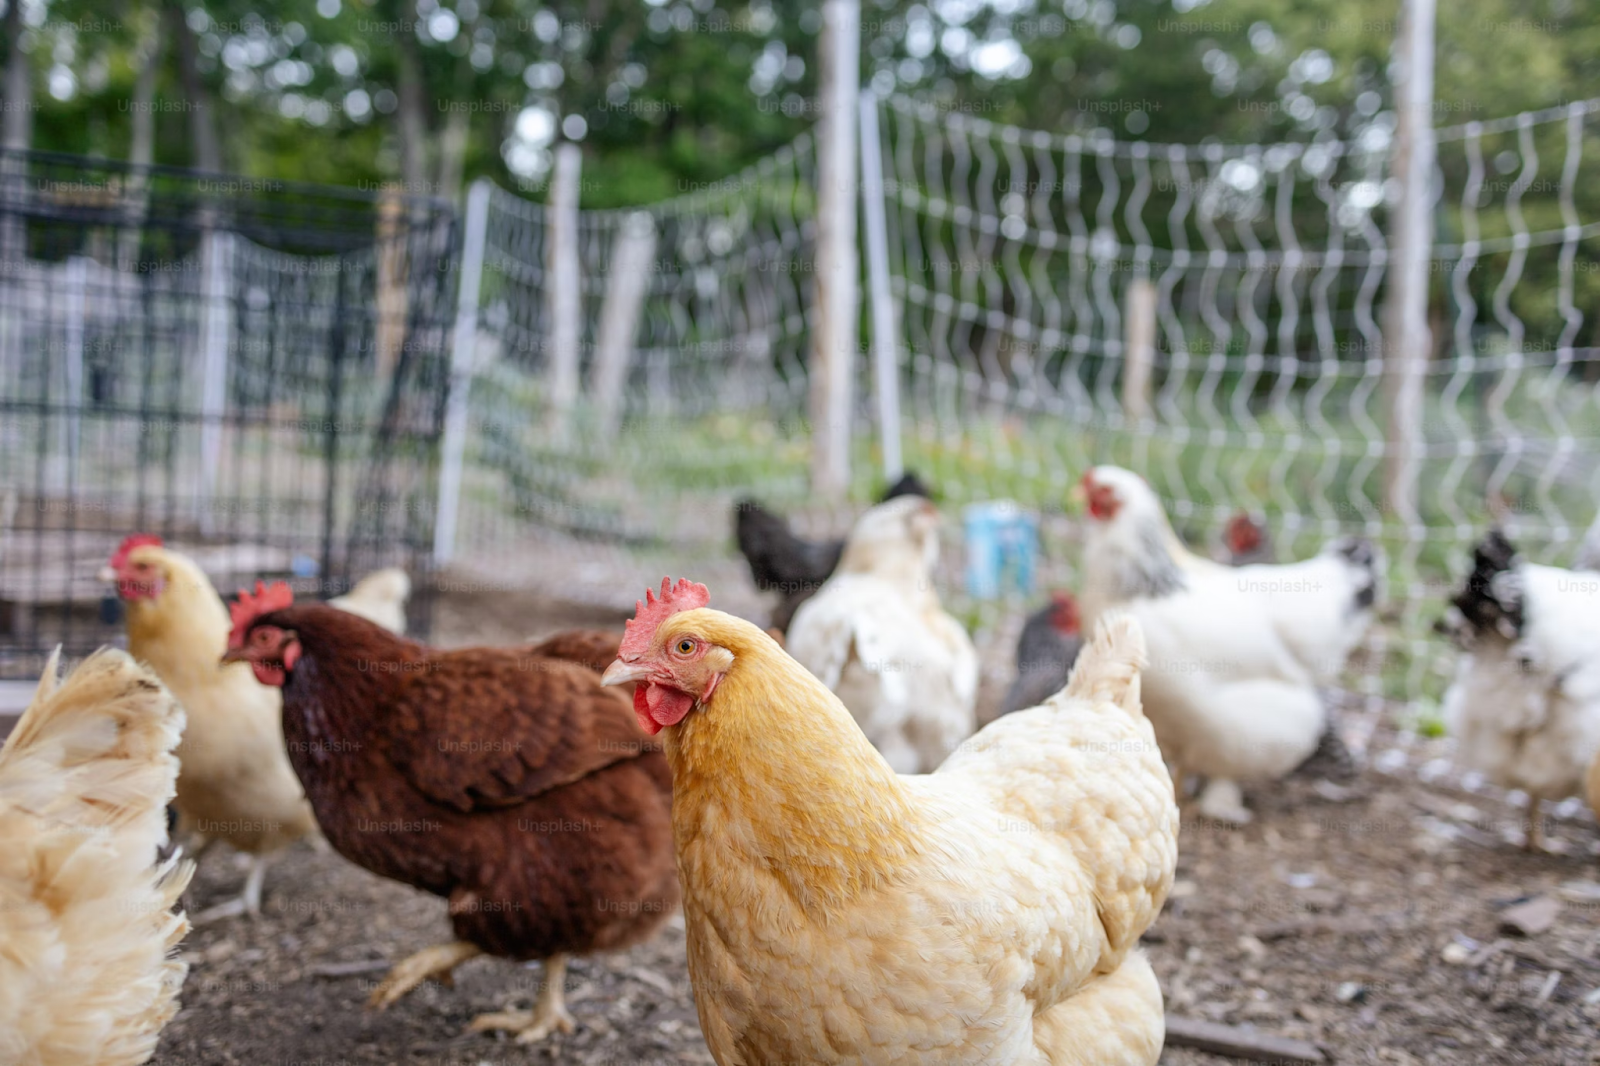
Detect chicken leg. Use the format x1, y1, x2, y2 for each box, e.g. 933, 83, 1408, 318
191, 853, 271, 924
369, 940, 483, 1009
469, 954, 577, 1044
1195, 777, 1253, 825
1524, 793, 1544, 852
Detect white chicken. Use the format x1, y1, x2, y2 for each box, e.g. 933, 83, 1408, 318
1077, 466, 1379, 823
1440, 530, 1600, 850
786, 495, 979, 773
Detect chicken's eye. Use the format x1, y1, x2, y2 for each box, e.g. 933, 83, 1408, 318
676, 639, 695, 655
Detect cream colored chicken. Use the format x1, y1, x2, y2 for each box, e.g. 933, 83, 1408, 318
603, 578, 1177, 1065
104, 535, 316, 920
786, 496, 978, 773
0, 649, 193, 1066
329, 566, 411, 634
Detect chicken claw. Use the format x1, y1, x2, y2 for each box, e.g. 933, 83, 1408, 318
1523, 794, 1545, 852
1195, 778, 1253, 825
191, 855, 271, 925
469, 954, 576, 1044
368, 940, 483, 1010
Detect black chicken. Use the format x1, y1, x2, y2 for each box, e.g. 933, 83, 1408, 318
734, 471, 930, 632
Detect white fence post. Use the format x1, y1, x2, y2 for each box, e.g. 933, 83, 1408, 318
859, 86, 902, 483
433, 178, 491, 566
546, 142, 582, 438
1381, 0, 1436, 527
591, 210, 655, 437
197, 229, 233, 534
809, 0, 861, 497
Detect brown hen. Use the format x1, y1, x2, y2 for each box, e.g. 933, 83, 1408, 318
224, 585, 676, 1044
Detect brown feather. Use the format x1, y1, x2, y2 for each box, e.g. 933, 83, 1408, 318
526, 629, 625, 675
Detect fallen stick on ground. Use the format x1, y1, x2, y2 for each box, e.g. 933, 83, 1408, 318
308, 959, 392, 978
1164, 1016, 1326, 1063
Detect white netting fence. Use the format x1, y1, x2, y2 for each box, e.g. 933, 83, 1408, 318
444, 96, 1600, 744
446, 137, 823, 609
875, 95, 1600, 714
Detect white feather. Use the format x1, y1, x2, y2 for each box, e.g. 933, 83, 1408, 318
787, 497, 979, 773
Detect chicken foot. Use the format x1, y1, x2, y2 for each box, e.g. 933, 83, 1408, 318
1524, 793, 1545, 852
1195, 777, 1253, 825
191, 853, 271, 924
368, 940, 484, 1009
469, 953, 577, 1045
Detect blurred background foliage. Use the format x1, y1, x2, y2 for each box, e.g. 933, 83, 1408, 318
8, 0, 1596, 207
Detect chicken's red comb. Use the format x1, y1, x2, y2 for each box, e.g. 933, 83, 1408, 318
110, 533, 163, 570
228, 580, 295, 650
619, 577, 711, 658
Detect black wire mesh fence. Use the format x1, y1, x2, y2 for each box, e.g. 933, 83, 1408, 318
0, 151, 457, 677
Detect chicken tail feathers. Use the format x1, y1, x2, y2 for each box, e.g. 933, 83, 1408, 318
0, 648, 195, 1063
1062, 612, 1147, 720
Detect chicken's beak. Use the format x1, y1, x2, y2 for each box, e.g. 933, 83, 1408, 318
97, 565, 117, 584
601, 660, 651, 687
219, 647, 249, 665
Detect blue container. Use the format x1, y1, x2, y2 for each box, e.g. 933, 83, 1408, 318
963, 501, 1038, 600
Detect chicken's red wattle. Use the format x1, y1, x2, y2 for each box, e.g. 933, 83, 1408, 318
635, 683, 693, 735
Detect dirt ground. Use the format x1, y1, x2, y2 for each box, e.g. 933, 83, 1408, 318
152, 586, 1600, 1066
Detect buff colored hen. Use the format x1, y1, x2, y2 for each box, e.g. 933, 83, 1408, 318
603, 578, 1177, 1066
104, 535, 316, 919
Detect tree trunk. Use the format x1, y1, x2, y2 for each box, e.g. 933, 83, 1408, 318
166, 0, 219, 172
120, 19, 161, 270
393, 0, 429, 193
436, 106, 468, 204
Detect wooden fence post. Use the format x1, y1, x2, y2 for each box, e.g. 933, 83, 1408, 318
809, 0, 861, 497
859, 85, 903, 483
591, 211, 656, 436
1122, 276, 1157, 422
374, 185, 409, 386
197, 229, 233, 535
57, 256, 86, 494
546, 142, 583, 439
433, 179, 491, 566
1381, 0, 1436, 527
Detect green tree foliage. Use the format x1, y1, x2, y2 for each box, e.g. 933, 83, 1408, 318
5, 0, 1596, 209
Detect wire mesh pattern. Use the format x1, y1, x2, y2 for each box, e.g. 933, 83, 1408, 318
0, 152, 456, 677
444, 96, 1600, 719
450, 137, 822, 584
873, 94, 1600, 707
